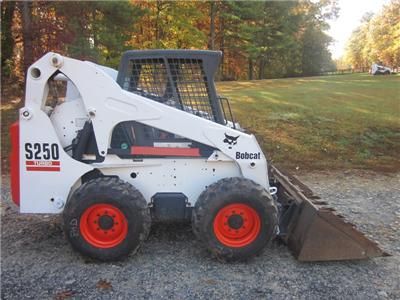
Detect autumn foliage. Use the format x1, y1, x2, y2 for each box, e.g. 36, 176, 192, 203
1, 0, 340, 86
344, 0, 400, 68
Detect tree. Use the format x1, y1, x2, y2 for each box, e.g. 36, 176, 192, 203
301, 25, 333, 75
216, 0, 336, 79
131, 1, 207, 49
1, 1, 17, 78
21, 2, 33, 76
57, 2, 144, 68
296, 0, 337, 75
344, 0, 400, 68
209, 1, 217, 50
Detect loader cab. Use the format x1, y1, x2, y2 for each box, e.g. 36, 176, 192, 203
68, 50, 236, 161
116, 50, 225, 124
109, 50, 233, 156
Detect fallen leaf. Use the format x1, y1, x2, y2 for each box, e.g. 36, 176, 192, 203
204, 279, 217, 285
54, 290, 74, 300
96, 279, 112, 290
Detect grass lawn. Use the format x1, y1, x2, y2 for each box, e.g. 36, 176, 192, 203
217, 73, 400, 172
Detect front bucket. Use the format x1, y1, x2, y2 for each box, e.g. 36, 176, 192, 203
270, 166, 389, 262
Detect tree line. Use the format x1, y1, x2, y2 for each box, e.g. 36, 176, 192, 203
344, 0, 399, 69
1, 0, 338, 85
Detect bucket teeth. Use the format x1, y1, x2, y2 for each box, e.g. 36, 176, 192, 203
270, 165, 389, 262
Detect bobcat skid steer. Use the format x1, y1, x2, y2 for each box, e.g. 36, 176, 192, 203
9, 50, 387, 262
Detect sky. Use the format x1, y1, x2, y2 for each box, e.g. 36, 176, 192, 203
327, 0, 391, 59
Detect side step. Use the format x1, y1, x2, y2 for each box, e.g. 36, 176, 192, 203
270, 166, 389, 262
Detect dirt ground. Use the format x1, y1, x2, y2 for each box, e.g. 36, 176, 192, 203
1, 171, 399, 299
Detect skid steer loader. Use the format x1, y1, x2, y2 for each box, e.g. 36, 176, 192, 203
9, 50, 387, 262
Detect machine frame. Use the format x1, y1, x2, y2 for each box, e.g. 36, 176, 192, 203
14, 52, 269, 214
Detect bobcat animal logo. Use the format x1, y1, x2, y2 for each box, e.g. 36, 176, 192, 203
223, 133, 239, 149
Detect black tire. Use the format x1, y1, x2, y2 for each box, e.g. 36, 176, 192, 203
63, 177, 151, 261
192, 177, 278, 261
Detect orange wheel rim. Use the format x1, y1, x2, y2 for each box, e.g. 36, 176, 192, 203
79, 204, 128, 248
213, 203, 261, 248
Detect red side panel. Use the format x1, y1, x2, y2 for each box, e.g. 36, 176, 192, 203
10, 122, 20, 206
131, 146, 201, 157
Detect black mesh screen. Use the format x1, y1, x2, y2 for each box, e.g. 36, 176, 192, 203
168, 59, 214, 120
121, 58, 215, 121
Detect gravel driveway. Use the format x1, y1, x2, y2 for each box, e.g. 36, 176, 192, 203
1, 171, 399, 299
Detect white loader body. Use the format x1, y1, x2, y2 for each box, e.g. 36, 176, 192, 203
15, 52, 269, 214
371, 63, 391, 75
